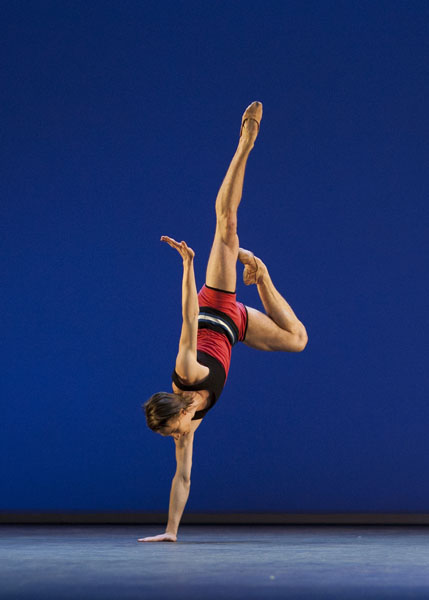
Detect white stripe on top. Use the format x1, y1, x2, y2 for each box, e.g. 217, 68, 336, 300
198, 314, 237, 343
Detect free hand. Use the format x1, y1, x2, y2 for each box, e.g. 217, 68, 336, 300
137, 532, 177, 542
161, 236, 195, 262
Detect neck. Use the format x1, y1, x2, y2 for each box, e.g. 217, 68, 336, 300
185, 390, 208, 413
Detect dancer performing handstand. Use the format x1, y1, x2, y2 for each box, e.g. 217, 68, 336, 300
140, 102, 308, 542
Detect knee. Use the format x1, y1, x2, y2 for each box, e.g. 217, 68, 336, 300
288, 330, 308, 352
216, 213, 238, 247
276, 329, 308, 352
295, 332, 308, 352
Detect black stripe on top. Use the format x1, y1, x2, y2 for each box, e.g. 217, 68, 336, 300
204, 284, 235, 294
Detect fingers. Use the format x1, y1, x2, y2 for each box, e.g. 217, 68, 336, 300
161, 236, 183, 248
161, 236, 188, 251
160, 236, 194, 260
137, 535, 176, 542
161, 235, 178, 247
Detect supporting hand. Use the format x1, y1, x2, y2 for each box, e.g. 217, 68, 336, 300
161, 236, 195, 262
137, 532, 177, 542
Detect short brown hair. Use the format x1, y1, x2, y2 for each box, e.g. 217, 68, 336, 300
143, 392, 194, 433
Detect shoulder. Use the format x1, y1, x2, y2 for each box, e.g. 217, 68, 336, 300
189, 418, 203, 435
174, 418, 203, 448
174, 362, 210, 385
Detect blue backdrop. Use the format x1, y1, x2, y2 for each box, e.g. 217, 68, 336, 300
1, 0, 428, 513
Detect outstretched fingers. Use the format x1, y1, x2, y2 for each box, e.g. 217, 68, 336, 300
161, 236, 195, 260
138, 533, 177, 542
161, 235, 180, 248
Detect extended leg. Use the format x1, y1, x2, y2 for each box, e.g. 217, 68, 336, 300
205, 102, 262, 292
239, 249, 308, 352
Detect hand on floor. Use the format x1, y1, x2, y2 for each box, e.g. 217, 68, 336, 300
137, 532, 177, 542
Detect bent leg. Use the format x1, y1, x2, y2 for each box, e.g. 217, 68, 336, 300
241, 253, 308, 352
206, 103, 262, 292
244, 306, 306, 352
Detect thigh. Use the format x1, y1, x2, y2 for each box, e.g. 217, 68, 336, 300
205, 230, 239, 293
243, 306, 291, 352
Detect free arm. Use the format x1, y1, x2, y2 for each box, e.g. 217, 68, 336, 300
181, 252, 199, 322
160, 236, 207, 382
175, 258, 208, 380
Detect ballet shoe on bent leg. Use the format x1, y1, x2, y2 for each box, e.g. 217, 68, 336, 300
238, 248, 267, 285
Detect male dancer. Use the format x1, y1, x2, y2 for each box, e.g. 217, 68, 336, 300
140, 102, 307, 542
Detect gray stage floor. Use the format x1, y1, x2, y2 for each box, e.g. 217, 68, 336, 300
1, 525, 429, 599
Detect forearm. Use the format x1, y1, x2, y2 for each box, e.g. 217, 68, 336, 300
182, 259, 199, 320
166, 475, 191, 535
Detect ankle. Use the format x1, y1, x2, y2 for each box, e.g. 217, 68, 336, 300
255, 260, 269, 285
237, 138, 254, 154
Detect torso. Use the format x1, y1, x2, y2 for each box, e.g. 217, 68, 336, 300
172, 360, 211, 412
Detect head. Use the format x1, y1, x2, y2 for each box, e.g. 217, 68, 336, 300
143, 392, 196, 440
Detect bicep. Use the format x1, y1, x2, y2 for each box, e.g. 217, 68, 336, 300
178, 315, 198, 353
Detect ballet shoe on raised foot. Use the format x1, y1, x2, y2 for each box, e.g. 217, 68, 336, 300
238, 248, 265, 285
239, 101, 263, 143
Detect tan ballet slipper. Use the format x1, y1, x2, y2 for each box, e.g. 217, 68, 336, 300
239, 101, 263, 140
238, 248, 265, 285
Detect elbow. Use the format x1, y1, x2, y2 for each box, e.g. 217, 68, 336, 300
183, 312, 199, 322
175, 472, 191, 486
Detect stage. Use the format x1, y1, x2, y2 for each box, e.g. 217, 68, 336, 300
2, 525, 429, 599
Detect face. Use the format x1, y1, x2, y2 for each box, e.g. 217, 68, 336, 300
160, 409, 193, 441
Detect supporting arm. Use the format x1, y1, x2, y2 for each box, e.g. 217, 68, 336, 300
166, 434, 194, 537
